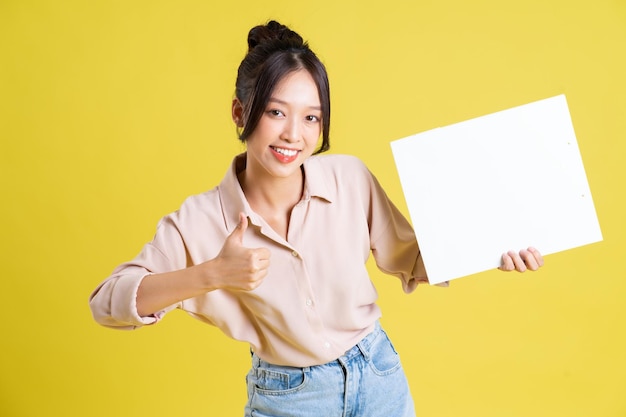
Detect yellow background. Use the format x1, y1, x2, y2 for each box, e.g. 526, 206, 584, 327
1, 1, 624, 416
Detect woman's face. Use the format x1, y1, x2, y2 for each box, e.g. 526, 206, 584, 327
243, 69, 322, 182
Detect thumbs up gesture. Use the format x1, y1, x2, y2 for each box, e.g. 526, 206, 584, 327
211, 213, 271, 291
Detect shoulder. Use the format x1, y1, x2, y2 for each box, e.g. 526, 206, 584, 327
182, 187, 220, 209
306, 153, 370, 177
305, 154, 377, 202
159, 186, 221, 229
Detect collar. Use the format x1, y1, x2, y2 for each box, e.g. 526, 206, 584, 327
219, 153, 334, 234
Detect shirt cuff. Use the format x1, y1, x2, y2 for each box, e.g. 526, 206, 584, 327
110, 273, 160, 327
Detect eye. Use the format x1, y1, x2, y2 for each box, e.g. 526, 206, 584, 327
267, 109, 284, 117
306, 115, 320, 123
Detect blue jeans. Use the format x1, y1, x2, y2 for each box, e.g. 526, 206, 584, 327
244, 322, 415, 417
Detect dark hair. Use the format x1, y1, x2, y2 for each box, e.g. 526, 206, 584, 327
235, 20, 330, 154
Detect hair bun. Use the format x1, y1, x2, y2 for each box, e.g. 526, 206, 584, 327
247, 20, 304, 51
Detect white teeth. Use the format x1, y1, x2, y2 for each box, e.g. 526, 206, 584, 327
273, 147, 298, 157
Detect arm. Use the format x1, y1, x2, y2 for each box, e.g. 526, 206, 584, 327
89, 213, 270, 326
362, 161, 544, 290
358, 161, 427, 293
136, 214, 270, 316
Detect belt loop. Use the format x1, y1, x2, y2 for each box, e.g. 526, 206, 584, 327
358, 321, 381, 361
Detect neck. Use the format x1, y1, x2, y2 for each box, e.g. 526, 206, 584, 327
238, 165, 304, 212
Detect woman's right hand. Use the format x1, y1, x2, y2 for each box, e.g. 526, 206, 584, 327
207, 213, 271, 291
136, 213, 270, 317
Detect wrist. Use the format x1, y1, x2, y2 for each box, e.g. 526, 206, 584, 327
197, 258, 220, 292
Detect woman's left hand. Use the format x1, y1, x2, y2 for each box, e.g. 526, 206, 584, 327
499, 247, 544, 272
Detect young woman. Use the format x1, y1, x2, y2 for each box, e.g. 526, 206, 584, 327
89, 20, 543, 416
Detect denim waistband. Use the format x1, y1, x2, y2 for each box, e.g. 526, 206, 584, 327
340, 321, 382, 363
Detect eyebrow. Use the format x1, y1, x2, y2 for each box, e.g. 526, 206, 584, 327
268, 98, 322, 111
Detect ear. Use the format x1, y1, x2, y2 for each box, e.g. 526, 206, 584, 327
231, 98, 244, 128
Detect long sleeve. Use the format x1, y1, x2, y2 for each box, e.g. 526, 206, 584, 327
359, 163, 427, 293
89, 217, 187, 329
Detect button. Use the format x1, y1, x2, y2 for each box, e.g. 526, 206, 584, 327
291, 251, 299, 257
305, 299, 313, 306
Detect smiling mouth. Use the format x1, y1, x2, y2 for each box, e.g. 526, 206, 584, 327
270, 146, 299, 157
270, 146, 300, 163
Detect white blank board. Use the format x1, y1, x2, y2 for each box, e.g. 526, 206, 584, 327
390, 94, 602, 284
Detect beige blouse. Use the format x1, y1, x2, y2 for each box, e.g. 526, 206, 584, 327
89, 153, 432, 367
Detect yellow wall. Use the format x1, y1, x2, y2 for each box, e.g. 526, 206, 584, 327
1, 1, 625, 416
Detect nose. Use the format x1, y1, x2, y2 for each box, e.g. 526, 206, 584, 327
280, 117, 301, 143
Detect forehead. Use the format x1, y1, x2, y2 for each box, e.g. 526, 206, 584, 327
271, 70, 320, 104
